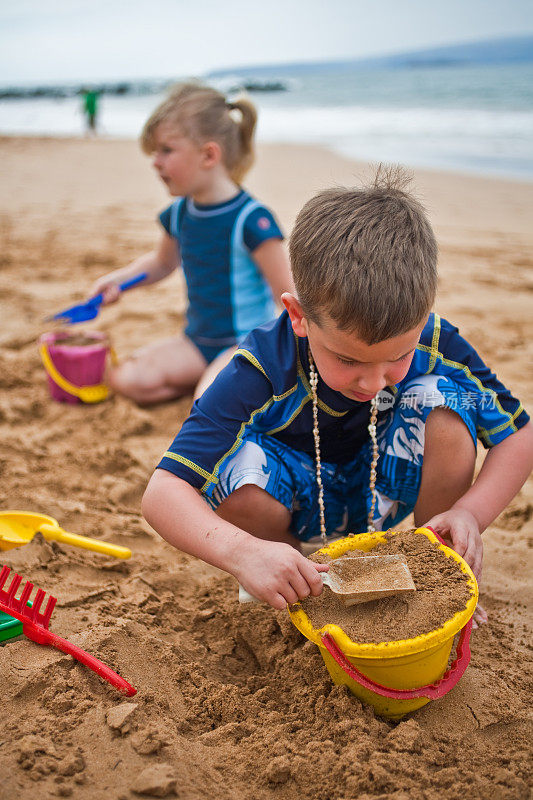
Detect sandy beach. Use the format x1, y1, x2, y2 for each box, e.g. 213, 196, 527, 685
0, 135, 532, 800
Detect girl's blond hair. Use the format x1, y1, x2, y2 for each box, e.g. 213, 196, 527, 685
140, 81, 257, 184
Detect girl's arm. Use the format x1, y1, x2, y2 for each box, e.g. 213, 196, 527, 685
425, 421, 533, 577
89, 232, 179, 304
252, 239, 294, 303
141, 469, 327, 610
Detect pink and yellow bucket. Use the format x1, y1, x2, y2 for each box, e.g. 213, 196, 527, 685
39, 331, 110, 404
288, 526, 478, 719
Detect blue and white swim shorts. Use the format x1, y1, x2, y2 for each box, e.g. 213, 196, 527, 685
204, 375, 477, 541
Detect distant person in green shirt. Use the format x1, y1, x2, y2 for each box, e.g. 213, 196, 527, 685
82, 88, 99, 135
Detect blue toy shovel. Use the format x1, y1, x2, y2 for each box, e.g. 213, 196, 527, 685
45, 272, 147, 325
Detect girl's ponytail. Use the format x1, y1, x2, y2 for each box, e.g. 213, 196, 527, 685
226, 96, 258, 183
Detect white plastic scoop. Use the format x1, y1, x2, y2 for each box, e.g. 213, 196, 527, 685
238, 553, 415, 605
320, 554, 416, 605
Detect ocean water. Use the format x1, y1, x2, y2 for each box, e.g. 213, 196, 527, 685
1, 62, 532, 180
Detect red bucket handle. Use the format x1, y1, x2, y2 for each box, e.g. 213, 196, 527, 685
424, 525, 445, 545
321, 619, 472, 701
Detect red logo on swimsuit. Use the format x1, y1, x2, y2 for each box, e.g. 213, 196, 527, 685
257, 216, 271, 230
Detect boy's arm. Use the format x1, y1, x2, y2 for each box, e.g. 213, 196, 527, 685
424, 422, 533, 578
142, 469, 328, 610
89, 232, 179, 304
252, 239, 294, 303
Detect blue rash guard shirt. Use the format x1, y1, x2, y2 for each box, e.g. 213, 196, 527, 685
159, 189, 283, 357
157, 312, 529, 497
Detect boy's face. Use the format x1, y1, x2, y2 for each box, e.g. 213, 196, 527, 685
283, 294, 425, 401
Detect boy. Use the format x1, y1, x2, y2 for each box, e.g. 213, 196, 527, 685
142, 171, 532, 617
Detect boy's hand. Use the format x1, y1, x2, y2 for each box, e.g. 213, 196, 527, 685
424, 507, 483, 582
233, 538, 329, 610
425, 508, 487, 628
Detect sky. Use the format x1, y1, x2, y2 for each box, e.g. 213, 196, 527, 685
1, 0, 533, 86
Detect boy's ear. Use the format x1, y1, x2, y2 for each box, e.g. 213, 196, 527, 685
281, 292, 308, 337
201, 141, 222, 168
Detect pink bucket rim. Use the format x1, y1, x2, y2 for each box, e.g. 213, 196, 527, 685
39, 330, 109, 355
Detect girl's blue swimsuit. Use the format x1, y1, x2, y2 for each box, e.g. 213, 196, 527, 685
159, 189, 283, 362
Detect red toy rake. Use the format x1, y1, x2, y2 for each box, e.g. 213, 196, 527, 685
0, 564, 136, 696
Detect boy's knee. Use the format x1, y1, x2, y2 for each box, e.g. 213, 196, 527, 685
414, 407, 476, 522
216, 483, 291, 531
424, 406, 476, 489
217, 483, 278, 514
425, 406, 475, 456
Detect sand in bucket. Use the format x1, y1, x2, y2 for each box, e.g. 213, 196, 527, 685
39, 330, 109, 404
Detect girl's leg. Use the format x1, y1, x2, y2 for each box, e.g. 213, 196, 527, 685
108, 335, 207, 405
193, 345, 237, 400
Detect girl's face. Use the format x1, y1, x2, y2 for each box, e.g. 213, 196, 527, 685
151, 122, 207, 197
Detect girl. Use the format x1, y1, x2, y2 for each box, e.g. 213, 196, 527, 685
91, 82, 292, 404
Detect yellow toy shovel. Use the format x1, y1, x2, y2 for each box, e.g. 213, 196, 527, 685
0, 511, 131, 559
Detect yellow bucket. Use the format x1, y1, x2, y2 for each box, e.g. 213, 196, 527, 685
288, 526, 478, 719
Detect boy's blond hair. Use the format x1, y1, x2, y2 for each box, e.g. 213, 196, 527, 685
140, 81, 257, 184
289, 167, 438, 344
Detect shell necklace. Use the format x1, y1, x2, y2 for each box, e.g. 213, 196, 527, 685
308, 351, 379, 546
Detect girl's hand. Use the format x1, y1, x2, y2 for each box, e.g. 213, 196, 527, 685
233, 538, 329, 610
425, 507, 483, 582
88, 278, 121, 306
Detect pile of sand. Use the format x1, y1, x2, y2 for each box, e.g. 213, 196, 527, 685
0, 137, 531, 799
